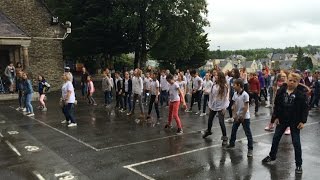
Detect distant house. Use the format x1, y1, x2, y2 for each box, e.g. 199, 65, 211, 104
271, 53, 287, 61
241, 61, 258, 73
218, 60, 233, 72
279, 60, 295, 70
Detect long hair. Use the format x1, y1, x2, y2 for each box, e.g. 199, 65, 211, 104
216, 71, 227, 98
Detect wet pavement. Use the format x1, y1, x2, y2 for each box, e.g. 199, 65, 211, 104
0, 90, 320, 180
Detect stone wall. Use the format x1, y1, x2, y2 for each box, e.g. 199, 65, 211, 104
0, 0, 64, 90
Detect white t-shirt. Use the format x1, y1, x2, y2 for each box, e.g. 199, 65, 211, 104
178, 81, 186, 93
150, 80, 160, 95
124, 79, 129, 92
169, 82, 180, 102
208, 84, 229, 111
132, 76, 143, 95
203, 79, 213, 94
232, 91, 250, 119
144, 77, 152, 90
193, 76, 203, 91
62, 81, 75, 103
160, 75, 169, 91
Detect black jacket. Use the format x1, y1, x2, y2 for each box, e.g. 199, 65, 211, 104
115, 78, 123, 93
122, 78, 132, 94
273, 83, 309, 125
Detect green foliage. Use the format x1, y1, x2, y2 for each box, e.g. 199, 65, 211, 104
45, 0, 209, 69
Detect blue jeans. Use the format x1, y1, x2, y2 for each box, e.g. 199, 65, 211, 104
18, 91, 24, 108
202, 94, 209, 113
25, 93, 33, 113
269, 122, 302, 166
104, 90, 112, 105
63, 103, 76, 123
81, 84, 87, 97
229, 119, 253, 150
124, 92, 132, 111
160, 90, 168, 106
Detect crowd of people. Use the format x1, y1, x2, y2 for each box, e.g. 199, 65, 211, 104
7, 61, 320, 174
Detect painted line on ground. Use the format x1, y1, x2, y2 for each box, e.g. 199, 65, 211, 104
97, 117, 270, 151
9, 106, 99, 151
124, 121, 320, 179
126, 167, 155, 180
32, 171, 46, 180
0, 132, 4, 138
5, 140, 22, 157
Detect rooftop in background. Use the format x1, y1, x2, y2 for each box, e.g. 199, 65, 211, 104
0, 11, 29, 38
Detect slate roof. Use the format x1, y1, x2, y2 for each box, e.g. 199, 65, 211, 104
0, 11, 29, 38
271, 53, 286, 61
279, 60, 294, 70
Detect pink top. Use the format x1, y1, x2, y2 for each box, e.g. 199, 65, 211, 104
87, 81, 95, 93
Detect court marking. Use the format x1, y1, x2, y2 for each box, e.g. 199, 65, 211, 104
9, 106, 99, 151
32, 171, 46, 180
97, 117, 270, 151
123, 121, 320, 179
9, 105, 271, 151
5, 140, 22, 157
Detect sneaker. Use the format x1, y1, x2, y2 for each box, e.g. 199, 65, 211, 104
202, 130, 212, 138
264, 123, 274, 131
127, 112, 133, 116
225, 144, 235, 149
195, 111, 200, 115
285, 127, 291, 135
164, 124, 173, 129
155, 121, 161, 125
295, 166, 303, 174
247, 150, 253, 157
185, 108, 192, 113
221, 136, 228, 146
262, 156, 276, 163
200, 113, 206, 117
93, 103, 98, 106
22, 108, 27, 112
68, 123, 77, 127
16, 107, 22, 111
61, 120, 70, 124
225, 118, 234, 123
176, 128, 183, 135
41, 108, 47, 112
23, 111, 29, 115
27, 113, 35, 117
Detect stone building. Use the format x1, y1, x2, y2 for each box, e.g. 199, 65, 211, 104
0, 0, 68, 90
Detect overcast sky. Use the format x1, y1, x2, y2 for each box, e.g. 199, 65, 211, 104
205, 0, 320, 50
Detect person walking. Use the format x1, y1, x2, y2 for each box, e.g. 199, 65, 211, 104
127, 69, 144, 118
200, 73, 213, 117
146, 72, 161, 124
80, 67, 89, 100
87, 75, 97, 105
262, 73, 309, 174
61, 72, 77, 127
22, 72, 34, 117
164, 74, 187, 135
102, 70, 112, 107
123, 71, 133, 114
226, 79, 254, 158
38, 75, 50, 111
202, 72, 229, 146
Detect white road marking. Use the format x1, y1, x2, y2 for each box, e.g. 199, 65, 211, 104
126, 167, 155, 180
32, 171, 46, 180
54, 171, 75, 180
97, 118, 270, 151
124, 121, 320, 179
0, 132, 4, 138
5, 140, 22, 157
0, 120, 6, 124
7, 131, 19, 135
25, 145, 40, 152
9, 106, 99, 151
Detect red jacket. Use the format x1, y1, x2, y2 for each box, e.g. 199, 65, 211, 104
248, 77, 260, 93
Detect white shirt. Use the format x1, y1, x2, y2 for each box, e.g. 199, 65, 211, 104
169, 82, 180, 102
62, 81, 75, 103
150, 80, 160, 95
160, 75, 169, 91
232, 91, 250, 119
193, 76, 203, 91
144, 77, 152, 90
178, 81, 186, 93
132, 76, 143, 95
208, 84, 229, 111
124, 79, 129, 92
203, 79, 213, 95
